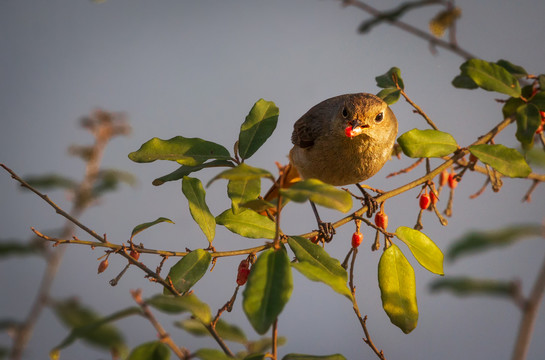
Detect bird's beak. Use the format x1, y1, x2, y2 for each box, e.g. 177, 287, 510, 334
345, 119, 369, 138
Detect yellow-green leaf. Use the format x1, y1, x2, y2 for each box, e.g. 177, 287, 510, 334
182, 177, 215, 242
288, 236, 353, 301
128, 136, 230, 166
163, 249, 211, 295
130, 217, 174, 241
146, 294, 211, 323
460, 59, 521, 97
398, 129, 458, 158
216, 209, 276, 239
378, 244, 418, 334
280, 179, 352, 213
395, 227, 444, 275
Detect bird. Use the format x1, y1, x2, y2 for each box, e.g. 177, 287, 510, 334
289, 93, 398, 187
266, 93, 398, 241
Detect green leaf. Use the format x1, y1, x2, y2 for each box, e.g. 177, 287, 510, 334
163, 249, 211, 295
430, 277, 517, 298
280, 179, 352, 213
175, 318, 247, 343
502, 97, 525, 118
378, 244, 418, 334
282, 354, 347, 360
240, 198, 277, 213
51, 299, 133, 356
182, 177, 215, 242
496, 59, 528, 79
23, 174, 77, 191
287, 236, 352, 300
228, 178, 261, 214
376, 88, 401, 105
147, 294, 212, 323
130, 217, 174, 241
238, 99, 279, 160
245, 355, 266, 360
447, 224, 543, 261
515, 103, 541, 149
460, 59, 521, 97
127, 341, 170, 360
468, 144, 532, 178
194, 349, 232, 360
128, 136, 231, 166
397, 129, 458, 158
525, 147, 545, 170
152, 160, 234, 186
206, 163, 274, 187
243, 247, 293, 334
451, 74, 478, 89
0, 240, 41, 257
395, 227, 444, 275
539, 75, 545, 91
529, 91, 545, 112
375, 67, 404, 90
216, 209, 276, 239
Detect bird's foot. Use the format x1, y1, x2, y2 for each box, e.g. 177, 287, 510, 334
315, 221, 336, 243
356, 184, 379, 218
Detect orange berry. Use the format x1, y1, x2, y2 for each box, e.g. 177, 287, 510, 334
352, 232, 363, 248
430, 191, 438, 205
374, 212, 388, 230
439, 170, 449, 187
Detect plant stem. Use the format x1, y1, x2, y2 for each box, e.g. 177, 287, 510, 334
511, 253, 545, 360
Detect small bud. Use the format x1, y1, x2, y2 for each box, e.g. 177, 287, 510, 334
129, 249, 140, 261
439, 170, 449, 187
98, 259, 109, 274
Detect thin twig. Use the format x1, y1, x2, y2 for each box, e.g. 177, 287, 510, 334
131, 289, 187, 359
342, 0, 476, 60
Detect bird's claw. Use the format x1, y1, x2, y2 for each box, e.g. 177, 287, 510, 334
316, 221, 336, 243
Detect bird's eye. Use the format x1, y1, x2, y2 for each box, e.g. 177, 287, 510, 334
375, 112, 384, 122
341, 107, 349, 118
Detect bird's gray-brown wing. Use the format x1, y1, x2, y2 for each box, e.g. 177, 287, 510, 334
291, 96, 340, 149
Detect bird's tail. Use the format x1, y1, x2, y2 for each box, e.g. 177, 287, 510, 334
260, 163, 301, 215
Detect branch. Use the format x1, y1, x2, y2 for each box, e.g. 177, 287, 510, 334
342, 0, 476, 59
131, 289, 188, 359
511, 253, 545, 360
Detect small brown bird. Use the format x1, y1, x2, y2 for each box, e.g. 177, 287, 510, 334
289, 93, 398, 187
267, 93, 398, 241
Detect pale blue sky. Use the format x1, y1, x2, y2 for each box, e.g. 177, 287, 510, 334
1, 1, 544, 359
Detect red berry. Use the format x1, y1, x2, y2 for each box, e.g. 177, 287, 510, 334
98, 259, 109, 274
352, 232, 363, 248
448, 173, 458, 189
236, 260, 251, 286
129, 249, 140, 261
374, 212, 388, 230
345, 126, 354, 138
439, 170, 449, 187
419, 193, 431, 210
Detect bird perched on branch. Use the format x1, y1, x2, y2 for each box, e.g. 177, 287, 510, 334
266, 93, 398, 241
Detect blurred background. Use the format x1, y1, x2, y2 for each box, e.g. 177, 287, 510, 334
1, 0, 544, 359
